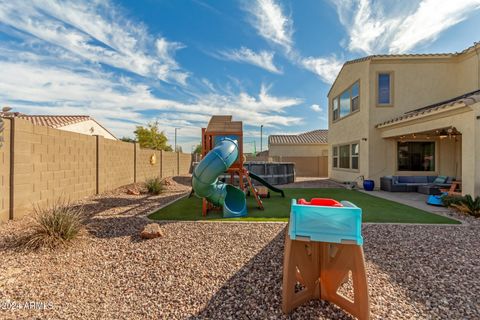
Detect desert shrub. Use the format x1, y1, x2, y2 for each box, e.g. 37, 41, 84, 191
441, 195, 465, 207
145, 177, 164, 195
20, 200, 85, 250
450, 195, 480, 217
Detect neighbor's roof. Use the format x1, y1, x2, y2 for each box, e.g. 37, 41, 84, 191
269, 129, 328, 145
328, 42, 480, 96
376, 89, 480, 128
13, 114, 117, 139
17, 115, 91, 128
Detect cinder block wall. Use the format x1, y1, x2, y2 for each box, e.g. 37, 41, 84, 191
135, 145, 161, 182
0, 118, 192, 222
12, 118, 97, 219
178, 153, 192, 175
0, 119, 11, 221
161, 151, 178, 177
98, 137, 135, 193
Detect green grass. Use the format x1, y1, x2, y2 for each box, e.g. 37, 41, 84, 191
148, 188, 459, 224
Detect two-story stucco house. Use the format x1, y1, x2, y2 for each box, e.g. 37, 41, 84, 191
328, 42, 480, 197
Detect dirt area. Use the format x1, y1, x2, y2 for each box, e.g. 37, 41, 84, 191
0, 175, 479, 319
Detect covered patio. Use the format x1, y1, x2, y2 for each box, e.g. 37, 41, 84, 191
376, 92, 480, 197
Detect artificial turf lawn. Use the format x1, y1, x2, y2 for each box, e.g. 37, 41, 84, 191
148, 188, 459, 224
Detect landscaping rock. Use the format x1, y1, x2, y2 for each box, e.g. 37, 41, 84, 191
126, 187, 140, 195
163, 177, 175, 186
140, 223, 164, 239
0, 176, 478, 319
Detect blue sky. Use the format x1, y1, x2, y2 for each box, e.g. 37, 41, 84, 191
0, 0, 479, 152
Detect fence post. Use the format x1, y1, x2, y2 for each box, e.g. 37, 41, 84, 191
160, 150, 163, 178
133, 142, 137, 184
95, 135, 105, 194
9, 117, 15, 220
177, 152, 180, 176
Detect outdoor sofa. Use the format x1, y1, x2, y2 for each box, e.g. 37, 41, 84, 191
380, 175, 455, 194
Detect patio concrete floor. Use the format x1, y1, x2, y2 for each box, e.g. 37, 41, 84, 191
359, 190, 457, 220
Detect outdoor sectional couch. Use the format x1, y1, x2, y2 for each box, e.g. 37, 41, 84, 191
380, 175, 454, 194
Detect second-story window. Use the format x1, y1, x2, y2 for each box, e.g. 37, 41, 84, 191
351, 82, 359, 112
340, 91, 350, 117
332, 80, 360, 121
378, 73, 392, 105
333, 97, 340, 120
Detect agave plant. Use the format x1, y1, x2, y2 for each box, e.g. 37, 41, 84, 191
451, 195, 480, 217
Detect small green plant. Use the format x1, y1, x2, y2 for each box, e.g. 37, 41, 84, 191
441, 195, 465, 207
450, 195, 480, 217
20, 199, 85, 250
145, 177, 164, 195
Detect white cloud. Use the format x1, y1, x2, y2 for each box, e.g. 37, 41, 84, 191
0, 55, 303, 139
301, 56, 343, 83
310, 104, 322, 112
334, 0, 480, 54
0, 0, 306, 150
244, 0, 344, 84
245, 0, 293, 52
0, 0, 188, 84
218, 47, 282, 74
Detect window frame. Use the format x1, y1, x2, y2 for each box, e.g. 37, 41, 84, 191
332, 146, 338, 168
376, 71, 394, 107
396, 140, 437, 172
332, 97, 340, 121
332, 142, 360, 171
351, 143, 359, 170
331, 79, 360, 122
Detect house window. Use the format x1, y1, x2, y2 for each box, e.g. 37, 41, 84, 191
339, 145, 350, 169
333, 143, 359, 170
332, 97, 340, 121
351, 82, 359, 112
397, 142, 435, 171
340, 91, 350, 117
351, 143, 359, 169
332, 80, 360, 120
378, 73, 392, 105
333, 146, 338, 168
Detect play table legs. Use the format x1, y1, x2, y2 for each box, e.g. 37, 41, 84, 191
282, 232, 370, 319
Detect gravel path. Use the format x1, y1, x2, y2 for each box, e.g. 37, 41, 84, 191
0, 178, 479, 319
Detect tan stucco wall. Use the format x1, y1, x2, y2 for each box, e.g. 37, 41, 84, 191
61, 119, 116, 140
328, 46, 480, 194
328, 60, 370, 182
269, 144, 329, 157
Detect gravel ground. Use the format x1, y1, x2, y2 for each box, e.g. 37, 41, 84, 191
1, 177, 479, 319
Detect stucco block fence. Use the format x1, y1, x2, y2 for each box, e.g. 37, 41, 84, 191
0, 118, 192, 222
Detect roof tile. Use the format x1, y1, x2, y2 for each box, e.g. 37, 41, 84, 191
269, 129, 328, 145
16, 115, 91, 128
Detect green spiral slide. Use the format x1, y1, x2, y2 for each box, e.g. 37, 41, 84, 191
192, 138, 247, 218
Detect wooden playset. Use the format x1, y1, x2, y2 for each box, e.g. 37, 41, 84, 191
200, 116, 263, 216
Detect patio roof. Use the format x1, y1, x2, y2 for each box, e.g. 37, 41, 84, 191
376, 89, 480, 128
